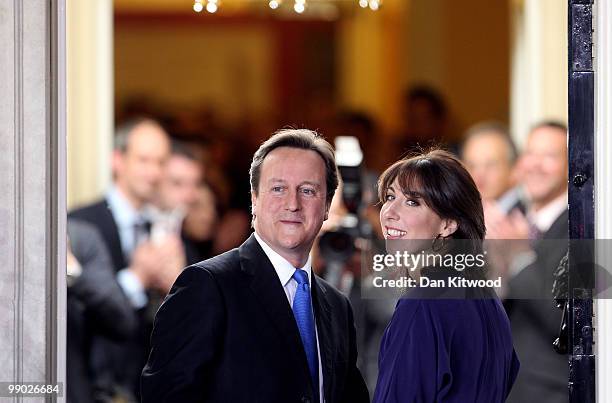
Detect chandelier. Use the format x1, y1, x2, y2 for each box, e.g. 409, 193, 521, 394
192, 0, 383, 14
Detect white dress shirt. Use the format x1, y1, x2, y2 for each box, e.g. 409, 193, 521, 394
509, 193, 568, 278
106, 185, 144, 257
106, 185, 149, 308
254, 232, 325, 402
528, 193, 568, 233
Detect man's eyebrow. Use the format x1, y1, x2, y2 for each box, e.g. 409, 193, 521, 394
267, 178, 321, 188
299, 181, 321, 188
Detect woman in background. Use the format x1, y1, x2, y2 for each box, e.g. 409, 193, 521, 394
373, 149, 520, 402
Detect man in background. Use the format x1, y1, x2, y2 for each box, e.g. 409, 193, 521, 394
505, 121, 569, 403
67, 219, 137, 403
461, 121, 523, 212
150, 141, 205, 266
461, 122, 527, 294
69, 117, 183, 401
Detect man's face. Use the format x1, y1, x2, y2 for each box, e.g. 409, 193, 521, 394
158, 154, 203, 211
114, 122, 171, 206
252, 147, 329, 265
520, 126, 568, 208
462, 133, 515, 201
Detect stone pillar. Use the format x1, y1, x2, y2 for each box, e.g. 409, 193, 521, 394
0, 0, 66, 401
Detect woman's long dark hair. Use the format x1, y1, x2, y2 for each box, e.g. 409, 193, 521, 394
378, 149, 486, 277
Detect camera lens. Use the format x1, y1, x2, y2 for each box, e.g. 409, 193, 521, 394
319, 230, 355, 262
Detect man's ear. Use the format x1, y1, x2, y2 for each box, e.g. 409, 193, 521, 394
440, 218, 458, 238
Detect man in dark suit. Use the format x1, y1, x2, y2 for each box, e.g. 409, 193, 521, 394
505, 122, 570, 403
69, 117, 183, 401
141, 129, 370, 403
67, 219, 138, 403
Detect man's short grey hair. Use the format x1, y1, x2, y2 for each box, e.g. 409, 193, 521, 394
461, 121, 518, 164
114, 117, 165, 153
249, 128, 339, 206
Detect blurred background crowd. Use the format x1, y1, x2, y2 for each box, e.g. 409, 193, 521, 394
65, 0, 571, 402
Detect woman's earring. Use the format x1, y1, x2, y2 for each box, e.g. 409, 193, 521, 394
432, 234, 445, 252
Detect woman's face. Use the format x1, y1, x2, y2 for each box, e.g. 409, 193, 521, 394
380, 179, 456, 248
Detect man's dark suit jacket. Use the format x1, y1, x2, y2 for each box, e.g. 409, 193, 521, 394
70, 198, 127, 272
141, 234, 370, 403
506, 210, 569, 403
70, 198, 150, 400
67, 219, 137, 403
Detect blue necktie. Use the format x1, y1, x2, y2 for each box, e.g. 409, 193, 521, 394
292, 269, 319, 400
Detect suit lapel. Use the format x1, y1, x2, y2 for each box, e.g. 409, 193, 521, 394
100, 199, 127, 271
239, 235, 314, 387
543, 209, 569, 239
312, 275, 334, 402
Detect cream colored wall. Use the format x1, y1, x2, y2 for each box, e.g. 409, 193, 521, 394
114, 24, 274, 127
510, 0, 568, 147
67, 0, 113, 209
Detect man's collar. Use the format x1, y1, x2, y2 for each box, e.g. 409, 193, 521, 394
529, 192, 568, 232
106, 185, 145, 228
253, 231, 312, 287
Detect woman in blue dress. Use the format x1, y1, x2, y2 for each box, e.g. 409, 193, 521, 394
373, 149, 520, 403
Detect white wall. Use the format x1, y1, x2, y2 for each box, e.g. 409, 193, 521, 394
595, 0, 612, 400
